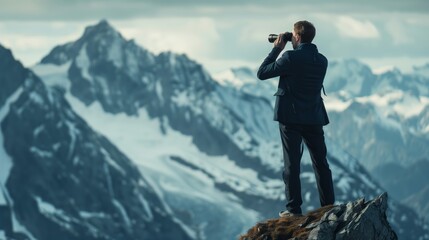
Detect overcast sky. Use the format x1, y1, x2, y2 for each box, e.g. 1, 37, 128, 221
1, 0, 428, 74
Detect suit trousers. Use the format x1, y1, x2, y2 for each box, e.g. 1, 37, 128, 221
279, 122, 335, 214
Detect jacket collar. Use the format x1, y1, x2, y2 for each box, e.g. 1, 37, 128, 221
296, 43, 318, 51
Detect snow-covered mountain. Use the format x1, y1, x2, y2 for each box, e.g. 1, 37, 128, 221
1, 20, 428, 239
0, 45, 193, 239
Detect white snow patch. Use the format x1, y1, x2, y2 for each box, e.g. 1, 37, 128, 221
72, 156, 80, 165
100, 148, 125, 175
125, 49, 139, 77
34, 196, 56, 214
213, 69, 240, 86
33, 195, 76, 231
324, 96, 352, 112
112, 199, 131, 228
213, 69, 254, 88
103, 162, 115, 199
94, 76, 110, 97
33, 125, 45, 137
79, 211, 108, 219
372, 65, 396, 75
108, 39, 123, 68
301, 172, 316, 183
65, 121, 79, 160
356, 91, 427, 119
137, 193, 153, 221
29, 92, 44, 106
30, 147, 53, 158
171, 91, 190, 107
75, 44, 93, 83
32, 62, 71, 90
168, 53, 177, 66
424, 125, 429, 133
232, 125, 253, 150
304, 192, 311, 202
155, 80, 163, 103
213, 68, 263, 89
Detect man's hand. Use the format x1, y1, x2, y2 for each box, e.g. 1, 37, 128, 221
274, 33, 286, 50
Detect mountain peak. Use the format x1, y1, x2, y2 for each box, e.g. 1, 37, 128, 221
413, 62, 429, 79
81, 19, 122, 41
40, 19, 128, 65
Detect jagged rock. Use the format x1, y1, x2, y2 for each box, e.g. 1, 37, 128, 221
240, 193, 397, 240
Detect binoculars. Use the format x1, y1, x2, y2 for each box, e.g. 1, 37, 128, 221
268, 32, 292, 43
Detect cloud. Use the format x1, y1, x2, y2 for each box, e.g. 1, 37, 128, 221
335, 16, 380, 39
0, 20, 87, 65
0, 0, 428, 21
0, 11, 428, 75
385, 20, 411, 45
112, 18, 221, 60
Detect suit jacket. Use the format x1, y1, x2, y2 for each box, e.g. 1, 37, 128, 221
257, 43, 329, 125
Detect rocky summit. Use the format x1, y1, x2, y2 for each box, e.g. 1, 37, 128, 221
240, 193, 397, 240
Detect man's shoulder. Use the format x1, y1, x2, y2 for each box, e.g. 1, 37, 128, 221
280, 50, 296, 61
318, 51, 327, 60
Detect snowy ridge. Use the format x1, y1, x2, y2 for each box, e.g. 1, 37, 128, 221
31, 63, 71, 90
213, 67, 262, 88
413, 63, 429, 78
0, 87, 23, 191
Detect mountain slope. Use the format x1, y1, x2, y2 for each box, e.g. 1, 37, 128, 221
0, 44, 193, 240
32, 20, 429, 239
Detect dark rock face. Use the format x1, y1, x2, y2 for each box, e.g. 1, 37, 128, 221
0, 45, 27, 107
0, 45, 192, 240
308, 193, 397, 240
240, 193, 397, 240
0, 205, 13, 237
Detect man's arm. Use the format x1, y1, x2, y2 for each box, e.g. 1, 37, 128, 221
257, 33, 291, 80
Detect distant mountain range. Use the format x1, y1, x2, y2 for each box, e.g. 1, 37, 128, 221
214, 57, 429, 222
0, 20, 427, 239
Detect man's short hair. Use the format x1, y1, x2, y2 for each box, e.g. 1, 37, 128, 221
294, 21, 316, 43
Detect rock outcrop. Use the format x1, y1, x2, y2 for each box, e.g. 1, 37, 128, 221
240, 193, 397, 240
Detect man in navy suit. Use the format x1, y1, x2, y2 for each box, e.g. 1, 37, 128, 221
257, 20, 335, 217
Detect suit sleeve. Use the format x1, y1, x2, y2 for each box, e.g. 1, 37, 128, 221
257, 47, 291, 80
